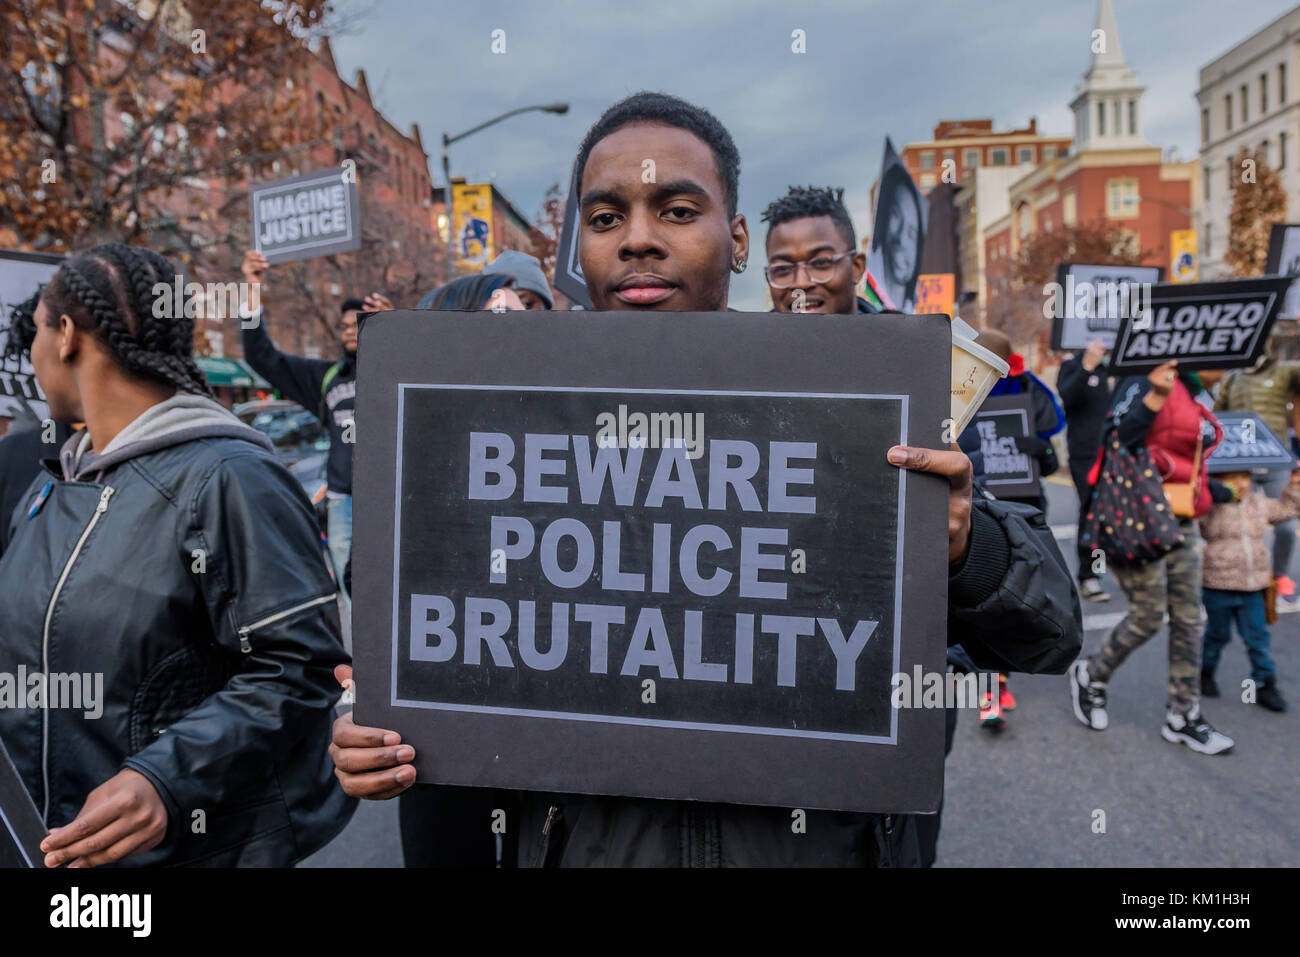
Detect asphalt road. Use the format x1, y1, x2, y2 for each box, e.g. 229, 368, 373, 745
302, 476, 1300, 867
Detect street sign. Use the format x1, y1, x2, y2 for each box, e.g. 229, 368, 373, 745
1049, 263, 1162, 352
352, 309, 951, 813
1108, 277, 1290, 374
1206, 412, 1295, 474
250, 167, 362, 266
971, 394, 1040, 498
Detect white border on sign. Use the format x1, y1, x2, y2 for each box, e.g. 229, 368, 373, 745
251, 173, 355, 257
389, 383, 909, 745
1112, 289, 1277, 369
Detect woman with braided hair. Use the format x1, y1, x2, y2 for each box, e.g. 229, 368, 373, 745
0, 243, 355, 866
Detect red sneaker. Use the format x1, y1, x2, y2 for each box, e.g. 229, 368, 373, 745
999, 675, 1016, 712
980, 691, 1005, 730
1277, 575, 1296, 598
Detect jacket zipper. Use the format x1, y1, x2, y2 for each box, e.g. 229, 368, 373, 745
235, 591, 338, 653
41, 485, 114, 822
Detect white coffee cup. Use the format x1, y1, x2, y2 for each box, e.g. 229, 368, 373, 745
950, 332, 1010, 435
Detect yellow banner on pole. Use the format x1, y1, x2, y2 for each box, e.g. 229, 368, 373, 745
914, 273, 955, 316
452, 183, 495, 270
1170, 229, 1198, 283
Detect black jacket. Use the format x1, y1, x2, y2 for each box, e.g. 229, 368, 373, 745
0, 420, 355, 866
0, 420, 75, 559
510, 494, 1082, 867
242, 307, 355, 495
1057, 355, 1113, 463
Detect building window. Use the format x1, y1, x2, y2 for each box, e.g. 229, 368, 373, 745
1282, 131, 1288, 169
1017, 202, 1034, 238
1225, 93, 1233, 131
1128, 99, 1137, 135
1206, 223, 1212, 258
1263, 139, 1270, 165
1261, 73, 1268, 113
1203, 165, 1210, 202
991, 148, 1008, 166
943, 149, 954, 163
1201, 108, 1209, 143
1282, 63, 1288, 103
1241, 84, 1248, 123
1043, 215, 1052, 232
1098, 100, 1107, 135
1043, 145, 1058, 160
964, 148, 980, 168
1106, 177, 1139, 218
1114, 100, 1121, 136
920, 173, 937, 189
920, 150, 935, 170
1063, 188, 1077, 226
1018, 146, 1034, 163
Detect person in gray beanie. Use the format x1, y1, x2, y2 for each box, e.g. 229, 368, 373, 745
482, 250, 553, 310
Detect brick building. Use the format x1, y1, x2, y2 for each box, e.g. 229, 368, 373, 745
900, 118, 1072, 194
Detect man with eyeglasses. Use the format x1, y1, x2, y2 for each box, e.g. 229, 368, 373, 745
761, 185, 883, 315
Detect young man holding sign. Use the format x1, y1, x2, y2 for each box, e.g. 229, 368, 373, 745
330, 93, 1081, 866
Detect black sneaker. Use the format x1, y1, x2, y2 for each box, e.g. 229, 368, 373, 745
1079, 578, 1111, 602
1068, 659, 1109, 730
1161, 708, 1234, 754
1257, 680, 1287, 712
1201, 669, 1219, 698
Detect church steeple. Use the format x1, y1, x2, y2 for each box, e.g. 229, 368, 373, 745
1070, 0, 1149, 150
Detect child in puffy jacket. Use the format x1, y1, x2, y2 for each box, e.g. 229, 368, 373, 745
1198, 468, 1300, 712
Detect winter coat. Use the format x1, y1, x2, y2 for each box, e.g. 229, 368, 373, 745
1215, 358, 1300, 443
1200, 483, 1300, 591
1056, 355, 1113, 463
1110, 375, 1223, 519
0, 396, 355, 866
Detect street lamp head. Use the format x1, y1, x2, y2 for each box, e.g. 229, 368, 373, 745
543, 103, 569, 115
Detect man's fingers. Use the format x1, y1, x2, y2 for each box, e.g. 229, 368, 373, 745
330, 743, 415, 774
887, 445, 973, 484
334, 764, 417, 799
42, 797, 121, 852
44, 811, 135, 867
334, 663, 354, 687
69, 828, 165, 869
331, 711, 401, 749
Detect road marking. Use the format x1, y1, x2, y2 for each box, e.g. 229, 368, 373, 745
1051, 525, 1076, 540
1083, 610, 1127, 633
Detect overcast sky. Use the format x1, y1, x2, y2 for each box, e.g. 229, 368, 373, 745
331, 0, 1296, 309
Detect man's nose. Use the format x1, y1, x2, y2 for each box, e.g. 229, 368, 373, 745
619, 208, 666, 259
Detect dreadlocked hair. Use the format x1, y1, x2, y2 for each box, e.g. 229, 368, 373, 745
761, 185, 856, 250
39, 243, 214, 398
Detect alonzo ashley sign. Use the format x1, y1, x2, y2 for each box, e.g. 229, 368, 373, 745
1109, 276, 1291, 374
352, 309, 951, 813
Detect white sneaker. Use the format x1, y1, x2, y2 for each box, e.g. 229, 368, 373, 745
1161, 707, 1233, 755
1068, 659, 1109, 730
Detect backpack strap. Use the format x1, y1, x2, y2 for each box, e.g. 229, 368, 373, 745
320, 361, 342, 398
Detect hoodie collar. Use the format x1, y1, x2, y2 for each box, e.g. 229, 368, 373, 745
60, 393, 273, 482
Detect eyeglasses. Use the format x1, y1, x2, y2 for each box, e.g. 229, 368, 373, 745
763, 251, 856, 289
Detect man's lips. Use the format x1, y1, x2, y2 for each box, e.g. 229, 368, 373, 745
612, 274, 678, 306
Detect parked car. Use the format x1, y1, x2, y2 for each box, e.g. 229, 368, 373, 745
235, 399, 330, 527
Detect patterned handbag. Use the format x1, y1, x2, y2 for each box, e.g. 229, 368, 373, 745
1079, 427, 1184, 567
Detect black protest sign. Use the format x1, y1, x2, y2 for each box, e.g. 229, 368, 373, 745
971, 395, 1040, 498
1108, 277, 1291, 374
353, 310, 951, 813
1207, 412, 1296, 474
0, 737, 45, 868
0, 249, 61, 423
250, 167, 362, 265
1049, 263, 1162, 351
552, 165, 592, 309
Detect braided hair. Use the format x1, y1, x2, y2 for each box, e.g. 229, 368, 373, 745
39, 243, 213, 398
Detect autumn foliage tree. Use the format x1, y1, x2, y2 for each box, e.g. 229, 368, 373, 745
985, 219, 1150, 363
1225, 147, 1287, 277
0, 0, 334, 272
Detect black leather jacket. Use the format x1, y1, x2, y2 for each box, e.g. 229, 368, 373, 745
0, 425, 355, 866
512, 494, 1083, 867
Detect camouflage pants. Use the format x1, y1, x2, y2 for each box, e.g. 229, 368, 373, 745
1089, 520, 1202, 715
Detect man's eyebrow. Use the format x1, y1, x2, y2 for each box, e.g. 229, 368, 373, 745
768, 244, 837, 262
579, 187, 625, 210
650, 179, 711, 203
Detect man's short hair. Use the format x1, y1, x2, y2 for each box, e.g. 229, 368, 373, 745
572, 92, 741, 218
340, 297, 367, 315
761, 186, 855, 250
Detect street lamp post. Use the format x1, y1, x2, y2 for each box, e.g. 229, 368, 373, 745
441, 102, 569, 280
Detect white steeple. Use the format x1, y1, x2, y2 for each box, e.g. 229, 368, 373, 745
1070, 0, 1149, 150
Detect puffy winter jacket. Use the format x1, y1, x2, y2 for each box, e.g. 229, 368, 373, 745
510, 493, 1083, 867
0, 397, 355, 866
1200, 483, 1300, 591
1215, 358, 1300, 443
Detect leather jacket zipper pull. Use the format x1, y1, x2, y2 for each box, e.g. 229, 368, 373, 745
237, 626, 253, 654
